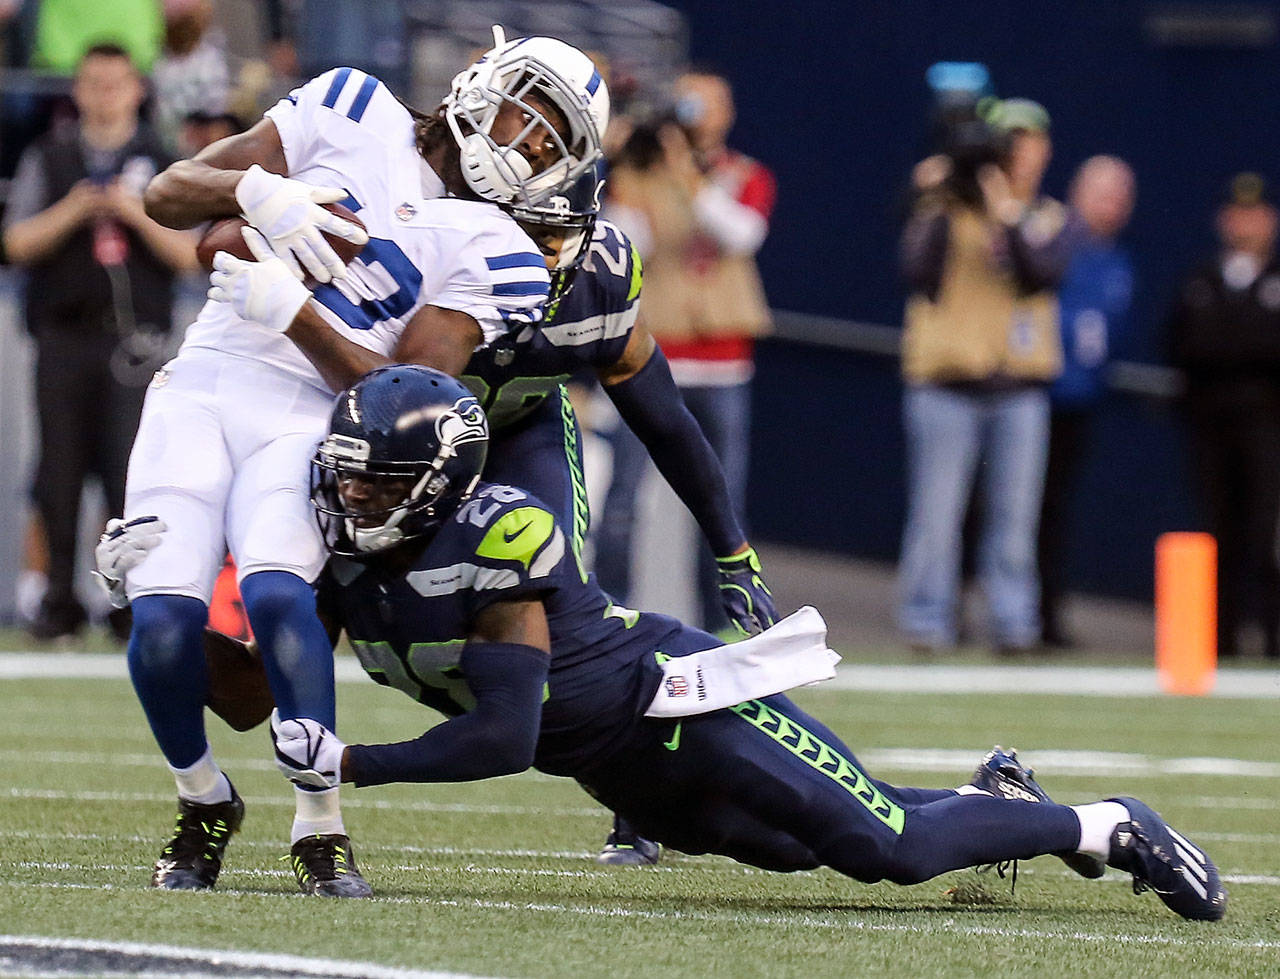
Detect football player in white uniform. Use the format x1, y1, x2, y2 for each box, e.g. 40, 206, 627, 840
108, 28, 610, 898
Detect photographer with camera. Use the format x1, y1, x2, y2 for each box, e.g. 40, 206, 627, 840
896, 93, 1083, 654
598, 70, 774, 634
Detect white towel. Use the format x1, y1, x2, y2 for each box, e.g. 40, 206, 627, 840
645, 605, 841, 718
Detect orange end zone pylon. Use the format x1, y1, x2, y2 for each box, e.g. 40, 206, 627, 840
1154, 532, 1216, 696
208, 555, 252, 643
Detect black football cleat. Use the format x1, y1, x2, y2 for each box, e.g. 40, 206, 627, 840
597, 815, 660, 866
289, 834, 373, 898
1106, 796, 1227, 921
151, 783, 245, 890
970, 746, 1104, 879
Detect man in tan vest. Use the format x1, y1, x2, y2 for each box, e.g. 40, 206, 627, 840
600, 70, 775, 633
897, 98, 1082, 652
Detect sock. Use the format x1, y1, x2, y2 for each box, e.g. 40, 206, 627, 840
291, 785, 345, 844
169, 746, 232, 804
241, 570, 337, 729
1070, 801, 1130, 862
128, 594, 211, 767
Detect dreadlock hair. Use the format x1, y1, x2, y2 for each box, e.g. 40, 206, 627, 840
409, 103, 454, 160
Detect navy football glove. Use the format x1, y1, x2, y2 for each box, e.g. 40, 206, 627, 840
716, 546, 778, 637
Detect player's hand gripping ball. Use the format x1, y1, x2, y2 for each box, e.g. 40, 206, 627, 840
196, 200, 367, 282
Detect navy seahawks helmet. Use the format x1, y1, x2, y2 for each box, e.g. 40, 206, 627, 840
311, 366, 489, 556
506, 163, 602, 300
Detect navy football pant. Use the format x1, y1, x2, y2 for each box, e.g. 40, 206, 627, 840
578, 693, 1081, 884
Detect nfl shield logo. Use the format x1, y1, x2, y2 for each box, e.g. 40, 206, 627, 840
395, 202, 417, 221
494, 346, 515, 366
665, 675, 689, 698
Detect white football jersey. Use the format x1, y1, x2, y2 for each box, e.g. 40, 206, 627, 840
179, 67, 551, 391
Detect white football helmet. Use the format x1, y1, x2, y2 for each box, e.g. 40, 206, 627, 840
443, 25, 610, 208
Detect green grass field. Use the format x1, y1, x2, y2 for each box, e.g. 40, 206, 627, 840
3, 661, 1278, 978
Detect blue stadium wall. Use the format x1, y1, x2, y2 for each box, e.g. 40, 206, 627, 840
662, 0, 1280, 599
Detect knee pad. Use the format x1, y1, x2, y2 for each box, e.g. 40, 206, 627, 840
128, 595, 207, 674
240, 570, 315, 624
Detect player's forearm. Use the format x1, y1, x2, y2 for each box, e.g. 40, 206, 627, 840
285, 302, 392, 392
144, 159, 244, 229
343, 641, 547, 787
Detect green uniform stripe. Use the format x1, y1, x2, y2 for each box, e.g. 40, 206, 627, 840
729, 699, 905, 834
559, 385, 590, 582
627, 242, 643, 302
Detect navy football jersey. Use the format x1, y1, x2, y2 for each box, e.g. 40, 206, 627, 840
318, 481, 685, 773
459, 219, 641, 430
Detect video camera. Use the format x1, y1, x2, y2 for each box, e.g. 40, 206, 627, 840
925, 62, 1007, 204
612, 92, 706, 171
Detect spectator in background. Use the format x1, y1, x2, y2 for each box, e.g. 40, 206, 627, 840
897, 99, 1081, 653
150, 0, 231, 155
1038, 156, 1136, 648
599, 70, 775, 632
177, 109, 243, 158
2, 44, 197, 641
1167, 173, 1280, 660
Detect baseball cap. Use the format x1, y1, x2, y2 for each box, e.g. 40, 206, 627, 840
1222, 171, 1274, 207
988, 97, 1050, 134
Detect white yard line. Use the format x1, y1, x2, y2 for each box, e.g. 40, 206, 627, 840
4, 652, 1278, 698
0, 935, 493, 979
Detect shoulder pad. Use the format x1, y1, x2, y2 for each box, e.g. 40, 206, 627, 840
475, 506, 556, 570
416, 202, 550, 325
583, 220, 642, 305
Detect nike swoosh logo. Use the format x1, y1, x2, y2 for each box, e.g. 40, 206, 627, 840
503, 521, 533, 544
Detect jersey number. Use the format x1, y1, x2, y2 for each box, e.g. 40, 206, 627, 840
351, 638, 476, 712
462, 374, 570, 429
312, 236, 423, 331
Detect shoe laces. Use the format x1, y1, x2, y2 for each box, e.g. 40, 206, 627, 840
976, 858, 1019, 894
162, 810, 233, 864
1116, 822, 1176, 898
289, 835, 351, 883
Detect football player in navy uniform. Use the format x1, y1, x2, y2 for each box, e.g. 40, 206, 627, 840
273, 366, 1222, 921
101, 366, 1227, 920
251, 163, 779, 864
470, 170, 780, 863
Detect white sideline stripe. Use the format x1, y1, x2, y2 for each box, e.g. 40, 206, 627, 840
0, 935, 493, 979
0, 652, 374, 681
827, 663, 1280, 699
5, 652, 1279, 699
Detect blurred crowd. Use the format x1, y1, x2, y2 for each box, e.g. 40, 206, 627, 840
0, 9, 1274, 663
896, 66, 1280, 660
0, 2, 778, 645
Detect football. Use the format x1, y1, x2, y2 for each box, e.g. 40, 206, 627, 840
203, 627, 275, 732
196, 200, 367, 273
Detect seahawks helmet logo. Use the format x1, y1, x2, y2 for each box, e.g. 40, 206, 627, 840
436, 397, 488, 451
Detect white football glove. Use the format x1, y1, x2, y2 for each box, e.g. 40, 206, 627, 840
234, 164, 367, 283
271, 708, 346, 789
93, 515, 167, 609
208, 226, 312, 333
